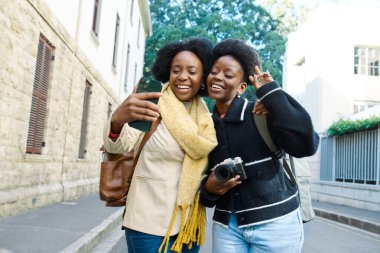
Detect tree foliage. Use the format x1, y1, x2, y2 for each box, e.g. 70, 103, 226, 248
257, 0, 309, 36
144, 0, 287, 104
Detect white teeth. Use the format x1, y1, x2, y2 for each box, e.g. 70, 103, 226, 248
212, 84, 222, 90
177, 85, 190, 89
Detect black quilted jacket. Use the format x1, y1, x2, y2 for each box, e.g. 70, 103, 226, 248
200, 81, 320, 227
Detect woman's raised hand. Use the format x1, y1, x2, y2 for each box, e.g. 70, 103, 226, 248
249, 66, 274, 91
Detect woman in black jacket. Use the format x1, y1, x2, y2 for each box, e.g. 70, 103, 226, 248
200, 39, 319, 253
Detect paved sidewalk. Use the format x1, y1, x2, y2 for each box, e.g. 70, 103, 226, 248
1, 192, 379, 253
0, 193, 123, 253
313, 200, 380, 235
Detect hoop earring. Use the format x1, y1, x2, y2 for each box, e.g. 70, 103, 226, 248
200, 83, 205, 90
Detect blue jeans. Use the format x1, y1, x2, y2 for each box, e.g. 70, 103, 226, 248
125, 228, 200, 253
212, 209, 304, 253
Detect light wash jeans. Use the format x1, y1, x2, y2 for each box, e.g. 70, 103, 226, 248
125, 228, 200, 253
212, 209, 304, 253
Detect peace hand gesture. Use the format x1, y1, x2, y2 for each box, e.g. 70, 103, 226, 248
249, 66, 274, 91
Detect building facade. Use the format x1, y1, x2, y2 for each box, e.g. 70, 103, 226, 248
0, 0, 151, 218
283, 4, 380, 211
284, 4, 380, 135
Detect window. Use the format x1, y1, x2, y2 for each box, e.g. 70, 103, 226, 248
92, 0, 102, 36
130, 0, 135, 24
124, 44, 131, 92
133, 63, 138, 86
354, 46, 380, 76
369, 48, 379, 76
112, 14, 120, 68
353, 100, 380, 113
107, 103, 112, 118
78, 81, 92, 158
137, 20, 141, 48
26, 35, 54, 154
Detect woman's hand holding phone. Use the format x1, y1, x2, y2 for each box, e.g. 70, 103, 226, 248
110, 78, 163, 134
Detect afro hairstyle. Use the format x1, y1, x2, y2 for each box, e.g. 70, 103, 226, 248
151, 38, 213, 96
213, 39, 261, 85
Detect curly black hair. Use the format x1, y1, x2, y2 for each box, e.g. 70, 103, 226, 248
151, 38, 213, 96
213, 39, 261, 85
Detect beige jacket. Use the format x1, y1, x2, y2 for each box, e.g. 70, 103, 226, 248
103, 118, 186, 236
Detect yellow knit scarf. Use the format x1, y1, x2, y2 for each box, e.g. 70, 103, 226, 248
157, 83, 217, 253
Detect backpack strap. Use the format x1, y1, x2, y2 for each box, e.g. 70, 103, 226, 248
282, 156, 297, 186
253, 114, 284, 159
253, 114, 297, 185
289, 155, 296, 174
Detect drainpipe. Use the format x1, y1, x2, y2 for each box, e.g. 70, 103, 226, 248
59, 0, 83, 201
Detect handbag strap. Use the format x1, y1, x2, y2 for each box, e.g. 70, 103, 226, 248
132, 117, 162, 167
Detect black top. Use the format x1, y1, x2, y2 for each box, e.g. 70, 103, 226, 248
200, 81, 320, 227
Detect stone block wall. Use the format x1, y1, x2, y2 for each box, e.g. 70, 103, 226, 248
312, 181, 380, 212
0, 0, 118, 217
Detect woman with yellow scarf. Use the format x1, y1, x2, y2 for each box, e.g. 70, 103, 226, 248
103, 38, 217, 253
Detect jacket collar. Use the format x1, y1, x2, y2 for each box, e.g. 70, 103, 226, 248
212, 96, 249, 123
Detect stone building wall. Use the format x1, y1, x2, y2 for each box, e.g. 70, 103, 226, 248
0, 0, 118, 217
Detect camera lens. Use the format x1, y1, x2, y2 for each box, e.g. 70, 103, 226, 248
214, 165, 234, 182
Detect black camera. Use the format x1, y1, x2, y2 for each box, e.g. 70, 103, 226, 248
213, 157, 247, 182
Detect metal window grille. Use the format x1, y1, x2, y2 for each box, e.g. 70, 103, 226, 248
320, 136, 334, 181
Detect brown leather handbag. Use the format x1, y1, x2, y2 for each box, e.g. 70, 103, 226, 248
99, 118, 161, 207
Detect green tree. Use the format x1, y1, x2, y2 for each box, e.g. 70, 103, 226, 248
144, 0, 287, 107
257, 0, 309, 35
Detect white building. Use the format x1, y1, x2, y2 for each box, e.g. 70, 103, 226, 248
44, 0, 151, 99
283, 3, 380, 211
283, 4, 380, 135
0, 0, 151, 218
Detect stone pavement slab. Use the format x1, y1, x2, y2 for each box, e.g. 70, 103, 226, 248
0, 193, 122, 253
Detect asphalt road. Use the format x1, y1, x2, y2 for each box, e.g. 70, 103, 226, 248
109, 215, 380, 253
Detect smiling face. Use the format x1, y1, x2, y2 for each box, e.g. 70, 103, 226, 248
207, 55, 247, 107
169, 51, 203, 102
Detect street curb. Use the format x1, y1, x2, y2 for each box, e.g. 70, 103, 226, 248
60, 208, 124, 253
314, 208, 380, 235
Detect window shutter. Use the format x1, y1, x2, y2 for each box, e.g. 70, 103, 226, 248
78, 81, 92, 158
26, 36, 53, 154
